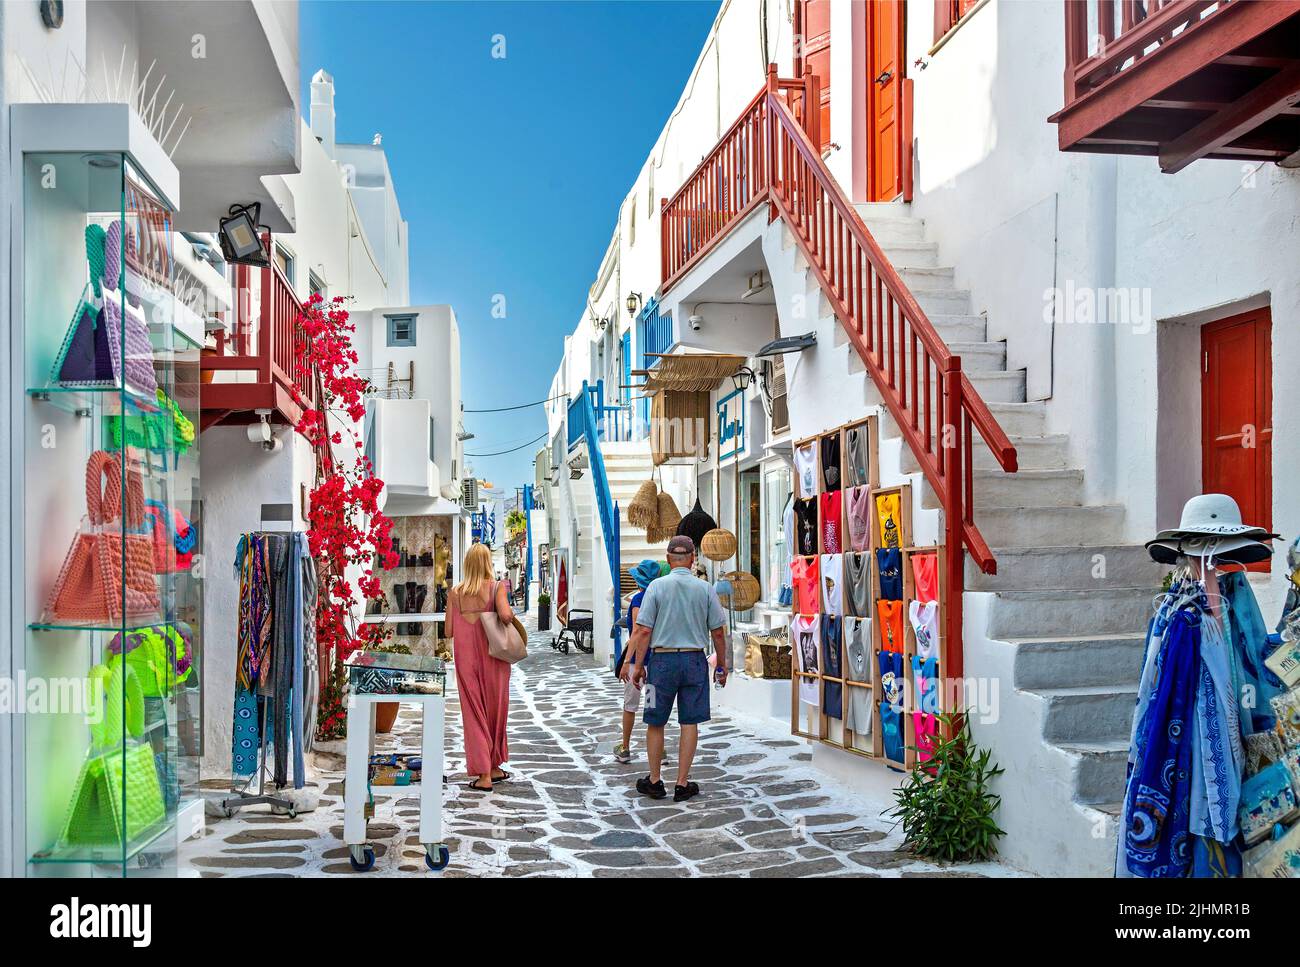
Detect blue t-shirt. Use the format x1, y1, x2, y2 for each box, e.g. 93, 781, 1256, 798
635, 567, 727, 649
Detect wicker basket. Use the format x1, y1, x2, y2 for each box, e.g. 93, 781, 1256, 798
701, 527, 737, 562
760, 642, 792, 679
718, 570, 760, 611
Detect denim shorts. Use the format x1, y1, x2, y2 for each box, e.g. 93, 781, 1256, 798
643, 650, 710, 727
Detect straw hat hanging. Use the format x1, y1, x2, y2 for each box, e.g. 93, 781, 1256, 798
654, 490, 682, 537
627, 479, 659, 530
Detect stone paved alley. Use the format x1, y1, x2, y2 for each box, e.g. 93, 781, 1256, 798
183, 616, 1020, 877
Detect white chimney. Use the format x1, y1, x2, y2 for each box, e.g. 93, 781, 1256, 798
310, 69, 336, 158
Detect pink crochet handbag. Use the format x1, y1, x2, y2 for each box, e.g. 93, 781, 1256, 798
46, 451, 161, 623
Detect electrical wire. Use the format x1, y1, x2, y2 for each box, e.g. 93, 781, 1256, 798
463, 394, 567, 413
465, 431, 549, 458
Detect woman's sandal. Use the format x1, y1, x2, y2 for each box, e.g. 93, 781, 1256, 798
491, 771, 512, 784
466, 780, 493, 792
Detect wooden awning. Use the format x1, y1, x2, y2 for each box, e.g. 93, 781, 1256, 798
636, 352, 747, 395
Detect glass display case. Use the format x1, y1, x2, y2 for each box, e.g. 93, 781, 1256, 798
21, 150, 201, 875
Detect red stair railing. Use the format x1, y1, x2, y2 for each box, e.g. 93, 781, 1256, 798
661, 66, 1018, 682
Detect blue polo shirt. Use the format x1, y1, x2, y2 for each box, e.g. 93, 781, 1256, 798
635, 567, 727, 649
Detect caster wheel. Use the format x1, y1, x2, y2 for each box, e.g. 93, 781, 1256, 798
223, 807, 236, 819
425, 844, 450, 871
349, 845, 376, 872
287, 808, 297, 819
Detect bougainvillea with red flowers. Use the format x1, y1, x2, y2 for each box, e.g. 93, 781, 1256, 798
291, 294, 396, 740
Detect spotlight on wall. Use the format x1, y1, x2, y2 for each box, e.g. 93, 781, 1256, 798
247, 409, 281, 451
625, 291, 643, 318
218, 203, 270, 267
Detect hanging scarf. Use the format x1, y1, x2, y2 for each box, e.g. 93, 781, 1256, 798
1221, 570, 1285, 733
235, 534, 272, 690
1190, 597, 1242, 844
1119, 604, 1200, 878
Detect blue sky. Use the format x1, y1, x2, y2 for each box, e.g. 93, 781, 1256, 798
301, 0, 719, 495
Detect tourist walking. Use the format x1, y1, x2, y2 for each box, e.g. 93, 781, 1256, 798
613, 558, 667, 764
620, 536, 728, 801
447, 543, 513, 791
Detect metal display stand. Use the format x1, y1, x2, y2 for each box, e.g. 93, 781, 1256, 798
343, 691, 448, 871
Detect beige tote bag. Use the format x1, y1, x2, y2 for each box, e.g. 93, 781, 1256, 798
481, 581, 528, 664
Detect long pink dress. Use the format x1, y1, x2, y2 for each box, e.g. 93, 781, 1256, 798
450, 586, 511, 777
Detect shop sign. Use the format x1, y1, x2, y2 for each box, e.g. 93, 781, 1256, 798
717, 388, 745, 462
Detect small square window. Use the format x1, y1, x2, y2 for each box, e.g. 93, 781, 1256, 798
387, 315, 417, 347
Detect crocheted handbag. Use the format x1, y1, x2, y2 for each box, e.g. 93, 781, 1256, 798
102, 293, 157, 397
45, 451, 161, 623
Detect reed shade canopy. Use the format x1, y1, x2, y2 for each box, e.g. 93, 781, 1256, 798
701, 527, 738, 562
637, 352, 749, 394
718, 570, 760, 611
676, 498, 718, 551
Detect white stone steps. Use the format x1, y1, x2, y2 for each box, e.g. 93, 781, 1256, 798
880, 241, 940, 268
974, 504, 1126, 548
946, 340, 1007, 372
985, 587, 1153, 639
898, 265, 955, 288
1034, 685, 1140, 745
967, 544, 1167, 592
913, 288, 972, 316
1058, 741, 1130, 805
1008, 633, 1147, 689
857, 215, 926, 244
965, 369, 1026, 404
922, 467, 1084, 510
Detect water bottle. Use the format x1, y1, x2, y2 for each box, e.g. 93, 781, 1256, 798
714, 664, 726, 691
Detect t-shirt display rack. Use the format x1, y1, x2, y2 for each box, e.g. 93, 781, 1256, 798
788, 416, 948, 773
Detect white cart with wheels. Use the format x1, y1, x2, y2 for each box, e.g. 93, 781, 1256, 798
343, 652, 450, 872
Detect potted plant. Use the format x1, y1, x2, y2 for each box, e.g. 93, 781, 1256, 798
537, 591, 552, 631
367, 640, 412, 734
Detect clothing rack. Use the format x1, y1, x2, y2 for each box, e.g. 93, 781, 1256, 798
220, 509, 301, 819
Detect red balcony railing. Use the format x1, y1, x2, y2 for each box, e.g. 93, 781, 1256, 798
1054, 0, 1300, 168
661, 67, 1019, 683
201, 238, 316, 430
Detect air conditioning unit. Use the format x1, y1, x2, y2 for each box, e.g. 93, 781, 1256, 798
461, 477, 479, 509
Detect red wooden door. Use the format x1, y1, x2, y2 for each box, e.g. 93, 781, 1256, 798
1201, 308, 1272, 549
868, 0, 905, 201
795, 0, 832, 153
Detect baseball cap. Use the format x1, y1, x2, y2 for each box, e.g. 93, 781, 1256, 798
666, 535, 696, 556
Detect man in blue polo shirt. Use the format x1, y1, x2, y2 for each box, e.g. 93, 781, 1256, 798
620, 535, 728, 802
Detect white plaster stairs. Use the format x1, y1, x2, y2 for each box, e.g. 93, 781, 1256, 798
767, 200, 1166, 875
602, 441, 673, 595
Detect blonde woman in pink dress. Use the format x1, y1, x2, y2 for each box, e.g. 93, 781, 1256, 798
446, 543, 513, 791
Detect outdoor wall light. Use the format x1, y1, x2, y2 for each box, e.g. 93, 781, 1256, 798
626, 292, 643, 318
218, 203, 270, 267
755, 332, 817, 357
731, 366, 755, 392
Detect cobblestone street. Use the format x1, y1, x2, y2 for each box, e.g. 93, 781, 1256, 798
183, 617, 1018, 878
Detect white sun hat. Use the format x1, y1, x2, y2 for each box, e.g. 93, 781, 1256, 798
1146, 493, 1276, 563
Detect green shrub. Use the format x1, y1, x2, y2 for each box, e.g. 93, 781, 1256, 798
888, 711, 1005, 863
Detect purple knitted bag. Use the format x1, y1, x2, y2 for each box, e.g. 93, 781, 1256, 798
102, 295, 157, 396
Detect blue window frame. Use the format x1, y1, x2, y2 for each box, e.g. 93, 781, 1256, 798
387, 314, 417, 347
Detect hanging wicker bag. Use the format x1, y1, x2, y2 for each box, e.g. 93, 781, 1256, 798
654, 490, 681, 536
701, 527, 738, 562
627, 479, 659, 530
717, 570, 760, 611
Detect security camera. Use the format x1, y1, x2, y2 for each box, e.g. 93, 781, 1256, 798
689, 314, 704, 331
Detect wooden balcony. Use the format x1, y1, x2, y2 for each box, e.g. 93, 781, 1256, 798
1050, 0, 1300, 172
200, 255, 316, 432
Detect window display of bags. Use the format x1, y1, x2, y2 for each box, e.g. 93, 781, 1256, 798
45, 451, 161, 623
